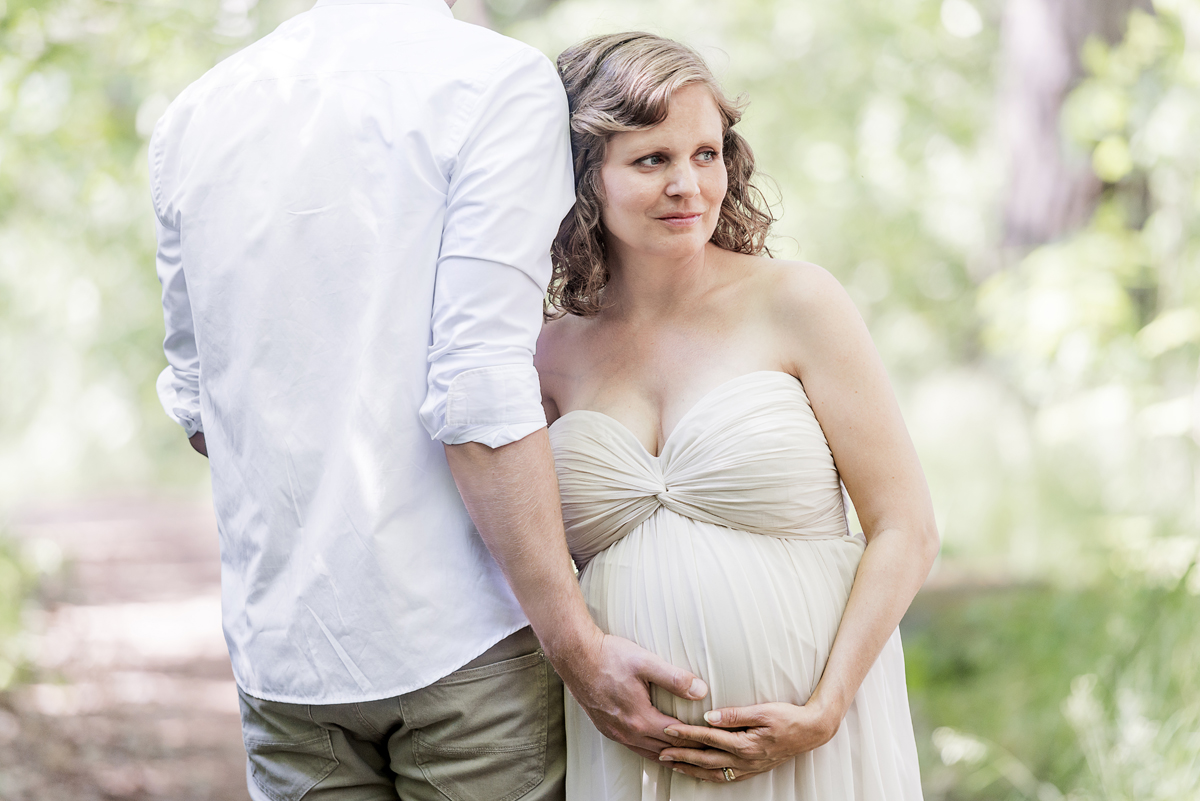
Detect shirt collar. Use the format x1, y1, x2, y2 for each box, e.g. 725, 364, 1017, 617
312, 0, 453, 17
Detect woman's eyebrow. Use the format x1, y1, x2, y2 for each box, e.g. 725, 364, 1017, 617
628, 138, 714, 153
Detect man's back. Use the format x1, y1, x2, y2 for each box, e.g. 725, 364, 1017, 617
151, 0, 574, 704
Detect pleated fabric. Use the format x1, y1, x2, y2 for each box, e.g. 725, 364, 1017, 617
548, 371, 922, 800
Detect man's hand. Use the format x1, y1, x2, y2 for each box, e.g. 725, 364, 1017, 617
189, 431, 208, 457
554, 631, 709, 760
657, 701, 841, 782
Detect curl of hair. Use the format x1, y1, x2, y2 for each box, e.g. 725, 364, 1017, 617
548, 32, 775, 319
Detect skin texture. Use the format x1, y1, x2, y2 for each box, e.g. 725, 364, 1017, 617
536, 83, 940, 783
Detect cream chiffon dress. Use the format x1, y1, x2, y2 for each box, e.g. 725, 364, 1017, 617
548, 371, 923, 800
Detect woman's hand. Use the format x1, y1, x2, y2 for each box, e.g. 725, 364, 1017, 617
657, 701, 841, 783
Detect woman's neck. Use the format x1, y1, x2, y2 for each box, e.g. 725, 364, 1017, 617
602, 241, 717, 322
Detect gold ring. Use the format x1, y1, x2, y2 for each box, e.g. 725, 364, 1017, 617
722, 767, 736, 782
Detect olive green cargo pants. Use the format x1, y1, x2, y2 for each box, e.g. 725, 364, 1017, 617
237, 627, 565, 801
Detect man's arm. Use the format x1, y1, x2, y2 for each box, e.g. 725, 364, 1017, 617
424, 46, 705, 758
445, 432, 707, 759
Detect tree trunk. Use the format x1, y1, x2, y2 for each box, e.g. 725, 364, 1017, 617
998, 0, 1150, 248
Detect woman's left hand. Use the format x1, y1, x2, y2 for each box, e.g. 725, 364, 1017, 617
658, 701, 841, 783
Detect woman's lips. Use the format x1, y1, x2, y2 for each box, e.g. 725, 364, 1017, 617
657, 213, 703, 227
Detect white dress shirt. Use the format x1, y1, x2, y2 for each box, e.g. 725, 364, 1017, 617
151, 0, 575, 704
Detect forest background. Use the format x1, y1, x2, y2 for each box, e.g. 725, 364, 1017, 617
0, 0, 1198, 798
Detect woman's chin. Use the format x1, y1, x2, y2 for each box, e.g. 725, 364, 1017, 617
610, 226, 715, 264
647, 247, 702, 265
636, 233, 711, 262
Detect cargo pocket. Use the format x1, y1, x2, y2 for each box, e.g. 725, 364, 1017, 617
411, 650, 550, 801
239, 690, 338, 801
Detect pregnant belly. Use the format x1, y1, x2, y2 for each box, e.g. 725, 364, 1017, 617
577, 508, 864, 725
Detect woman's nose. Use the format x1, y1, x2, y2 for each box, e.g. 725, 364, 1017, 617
666, 164, 701, 198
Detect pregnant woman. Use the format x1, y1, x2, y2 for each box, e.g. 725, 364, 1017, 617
536, 33, 939, 799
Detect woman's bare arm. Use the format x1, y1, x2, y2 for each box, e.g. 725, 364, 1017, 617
660, 263, 939, 782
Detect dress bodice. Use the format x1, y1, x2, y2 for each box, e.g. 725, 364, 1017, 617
548, 371, 851, 567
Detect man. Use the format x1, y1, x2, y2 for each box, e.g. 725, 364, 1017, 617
150, 1, 708, 799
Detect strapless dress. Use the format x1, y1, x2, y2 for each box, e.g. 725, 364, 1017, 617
549, 371, 922, 800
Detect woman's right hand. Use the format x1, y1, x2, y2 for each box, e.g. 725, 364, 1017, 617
657, 700, 842, 783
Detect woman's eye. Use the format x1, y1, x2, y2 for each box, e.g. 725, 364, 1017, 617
637, 154, 665, 166
697, 150, 718, 163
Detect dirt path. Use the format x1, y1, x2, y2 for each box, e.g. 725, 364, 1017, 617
2, 499, 250, 801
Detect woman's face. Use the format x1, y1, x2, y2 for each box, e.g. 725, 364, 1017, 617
599, 83, 728, 265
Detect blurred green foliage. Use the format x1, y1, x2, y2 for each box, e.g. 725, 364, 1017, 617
907, 1, 1200, 796
979, 2, 1200, 586
0, 532, 41, 692
0, 0, 1196, 796
0, 0, 310, 504
906, 574, 1200, 799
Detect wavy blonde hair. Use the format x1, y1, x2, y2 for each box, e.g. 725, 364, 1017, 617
548, 32, 775, 318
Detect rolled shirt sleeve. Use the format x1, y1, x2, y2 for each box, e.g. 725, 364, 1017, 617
420, 48, 575, 447
150, 124, 204, 438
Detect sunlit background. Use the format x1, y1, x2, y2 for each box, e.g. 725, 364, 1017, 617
1, 0, 1198, 797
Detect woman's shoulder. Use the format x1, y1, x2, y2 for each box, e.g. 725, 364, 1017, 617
736, 254, 872, 377
535, 312, 593, 379
726, 252, 856, 324
538, 310, 589, 349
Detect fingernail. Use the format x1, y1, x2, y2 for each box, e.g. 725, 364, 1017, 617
664, 727, 679, 738
659, 754, 674, 762
689, 678, 708, 699
704, 710, 721, 725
